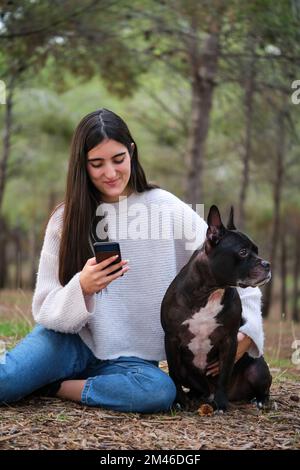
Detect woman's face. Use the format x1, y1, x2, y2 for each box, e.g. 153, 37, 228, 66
86, 139, 133, 203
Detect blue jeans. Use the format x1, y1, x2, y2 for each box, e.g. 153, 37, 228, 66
0, 325, 176, 413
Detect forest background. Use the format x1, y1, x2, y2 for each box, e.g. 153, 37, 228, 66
0, 0, 300, 366
0, 0, 300, 451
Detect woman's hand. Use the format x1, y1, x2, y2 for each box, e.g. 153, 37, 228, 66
206, 332, 253, 377
79, 255, 129, 296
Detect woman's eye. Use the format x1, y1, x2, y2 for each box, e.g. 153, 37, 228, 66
91, 158, 124, 168
239, 249, 248, 257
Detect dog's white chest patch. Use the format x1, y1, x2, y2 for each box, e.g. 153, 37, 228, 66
182, 289, 225, 370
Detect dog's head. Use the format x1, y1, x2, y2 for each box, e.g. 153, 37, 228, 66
203, 205, 271, 288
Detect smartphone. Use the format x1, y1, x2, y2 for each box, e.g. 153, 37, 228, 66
93, 242, 123, 275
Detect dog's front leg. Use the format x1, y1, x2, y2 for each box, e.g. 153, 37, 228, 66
214, 336, 237, 411
164, 335, 189, 408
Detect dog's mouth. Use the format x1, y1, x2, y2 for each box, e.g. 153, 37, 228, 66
255, 271, 272, 286
237, 271, 272, 288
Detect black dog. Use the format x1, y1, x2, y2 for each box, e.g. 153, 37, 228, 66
161, 205, 272, 411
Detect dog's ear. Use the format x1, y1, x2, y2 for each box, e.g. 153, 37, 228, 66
227, 206, 236, 230
206, 205, 226, 246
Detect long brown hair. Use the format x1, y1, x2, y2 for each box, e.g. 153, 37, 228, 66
50, 108, 158, 286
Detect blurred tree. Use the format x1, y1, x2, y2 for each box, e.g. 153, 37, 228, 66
124, 0, 300, 319
292, 227, 300, 323
118, 0, 300, 210
0, 0, 143, 210
0, 0, 144, 287
121, 0, 226, 203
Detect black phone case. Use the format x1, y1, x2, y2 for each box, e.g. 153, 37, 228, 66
93, 242, 122, 275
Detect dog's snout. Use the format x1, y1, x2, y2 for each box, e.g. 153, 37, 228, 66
261, 260, 270, 270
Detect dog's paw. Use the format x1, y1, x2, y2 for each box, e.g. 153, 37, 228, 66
212, 391, 229, 412
255, 400, 263, 409
208, 399, 228, 412
214, 408, 225, 415
173, 401, 183, 412
251, 395, 270, 410
172, 391, 189, 411
173, 394, 200, 412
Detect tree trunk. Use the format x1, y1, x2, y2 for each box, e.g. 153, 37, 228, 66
292, 230, 300, 323
14, 228, 23, 289
29, 225, 38, 290
262, 109, 285, 318
0, 215, 8, 288
185, 30, 220, 204
280, 227, 287, 320
0, 77, 15, 212
0, 78, 14, 289
238, 39, 256, 230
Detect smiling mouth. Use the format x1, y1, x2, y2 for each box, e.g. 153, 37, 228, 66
104, 179, 120, 186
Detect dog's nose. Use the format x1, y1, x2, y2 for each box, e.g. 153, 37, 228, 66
261, 260, 270, 270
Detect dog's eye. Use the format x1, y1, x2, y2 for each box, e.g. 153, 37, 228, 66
239, 248, 249, 257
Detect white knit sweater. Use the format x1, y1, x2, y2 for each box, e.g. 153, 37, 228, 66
32, 188, 264, 361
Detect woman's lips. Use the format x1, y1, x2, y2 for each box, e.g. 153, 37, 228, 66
104, 179, 120, 186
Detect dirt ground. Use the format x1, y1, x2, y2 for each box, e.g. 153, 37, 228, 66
0, 380, 299, 450
0, 289, 299, 450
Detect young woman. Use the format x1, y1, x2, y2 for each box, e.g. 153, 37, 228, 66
0, 108, 268, 413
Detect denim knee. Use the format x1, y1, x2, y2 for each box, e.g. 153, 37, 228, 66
0, 325, 94, 404
0, 364, 21, 403
131, 368, 177, 413
81, 363, 177, 414
150, 374, 177, 412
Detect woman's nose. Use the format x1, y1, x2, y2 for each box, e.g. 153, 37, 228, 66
103, 164, 117, 179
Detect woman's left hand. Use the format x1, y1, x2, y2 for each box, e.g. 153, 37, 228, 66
206, 332, 253, 377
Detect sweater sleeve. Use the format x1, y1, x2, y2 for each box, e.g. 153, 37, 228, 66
237, 286, 264, 358
31, 206, 97, 333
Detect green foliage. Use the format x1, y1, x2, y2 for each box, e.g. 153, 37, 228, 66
0, 320, 32, 341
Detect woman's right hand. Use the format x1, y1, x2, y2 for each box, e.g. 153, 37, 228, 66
79, 255, 129, 296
